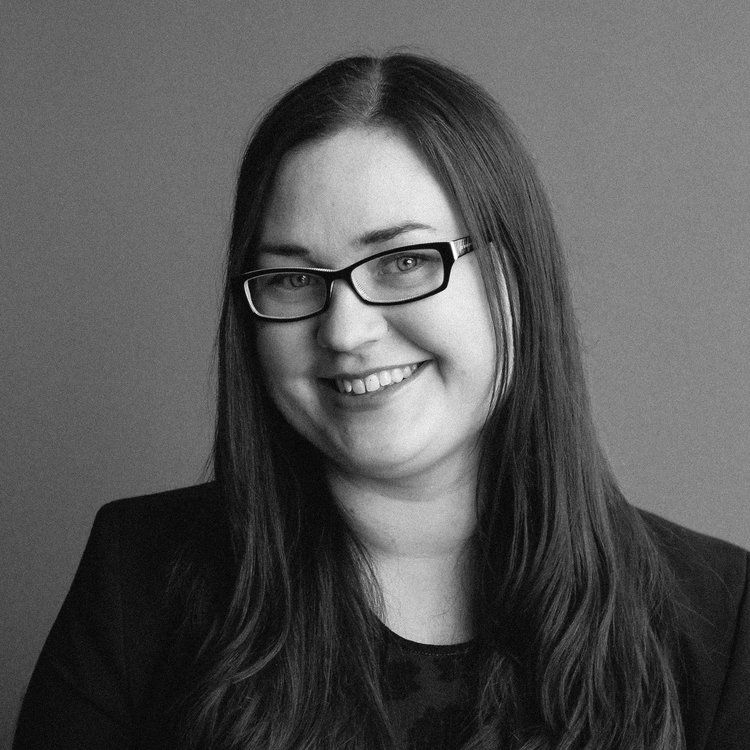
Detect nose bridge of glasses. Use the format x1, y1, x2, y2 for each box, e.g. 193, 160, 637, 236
325, 263, 369, 304
325, 280, 359, 312
316, 271, 389, 350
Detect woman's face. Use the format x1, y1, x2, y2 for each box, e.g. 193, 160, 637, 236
254, 127, 499, 482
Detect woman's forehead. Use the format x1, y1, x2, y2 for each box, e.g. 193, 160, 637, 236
259, 126, 464, 250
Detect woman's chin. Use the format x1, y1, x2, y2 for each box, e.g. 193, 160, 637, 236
321, 436, 449, 484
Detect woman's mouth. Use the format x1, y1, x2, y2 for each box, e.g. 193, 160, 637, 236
331, 363, 423, 395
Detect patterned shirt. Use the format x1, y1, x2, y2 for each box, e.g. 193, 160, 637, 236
382, 626, 479, 749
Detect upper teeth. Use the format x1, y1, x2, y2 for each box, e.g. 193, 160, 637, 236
335, 364, 420, 395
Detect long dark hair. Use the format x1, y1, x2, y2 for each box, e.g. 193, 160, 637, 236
172, 53, 685, 749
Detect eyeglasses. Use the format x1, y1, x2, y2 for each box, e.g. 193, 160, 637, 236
234, 237, 474, 322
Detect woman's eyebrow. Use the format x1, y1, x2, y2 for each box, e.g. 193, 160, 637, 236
255, 242, 310, 259
256, 222, 435, 260
356, 222, 434, 246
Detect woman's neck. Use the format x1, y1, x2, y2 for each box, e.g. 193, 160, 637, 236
326, 461, 478, 643
326, 460, 478, 559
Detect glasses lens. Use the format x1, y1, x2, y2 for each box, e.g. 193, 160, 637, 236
245, 271, 327, 319
353, 247, 445, 302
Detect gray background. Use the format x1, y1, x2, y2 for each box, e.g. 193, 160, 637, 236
2, 0, 748, 743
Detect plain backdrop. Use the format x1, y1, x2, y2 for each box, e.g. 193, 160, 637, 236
2, 0, 749, 743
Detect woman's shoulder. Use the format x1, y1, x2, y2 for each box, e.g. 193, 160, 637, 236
95, 480, 221, 528
636, 506, 750, 748
15, 483, 226, 748
636, 506, 748, 600
86, 478, 224, 581
82, 482, 227, 635
636, 505, 748, 635
89, 482, 223, 559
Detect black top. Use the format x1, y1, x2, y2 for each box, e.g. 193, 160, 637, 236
382, 628, 477, 749
13, 483, 750, 749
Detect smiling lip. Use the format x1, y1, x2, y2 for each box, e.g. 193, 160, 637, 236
321, 362, 426, 396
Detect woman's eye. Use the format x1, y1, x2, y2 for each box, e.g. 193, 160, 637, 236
273, 273, 311, 289
381, 254, 425, 273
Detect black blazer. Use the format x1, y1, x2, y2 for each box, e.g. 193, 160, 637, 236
13, 483, 750, 749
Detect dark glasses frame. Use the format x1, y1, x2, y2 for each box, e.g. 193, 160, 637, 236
233, 237, 473, 322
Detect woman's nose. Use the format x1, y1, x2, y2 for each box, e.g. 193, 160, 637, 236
315, 280, 388, 351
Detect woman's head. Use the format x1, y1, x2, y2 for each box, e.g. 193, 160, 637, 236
253, 126, 498, 482
220, 53, 575, 483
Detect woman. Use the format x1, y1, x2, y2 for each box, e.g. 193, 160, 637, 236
15, 53, 749, 749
